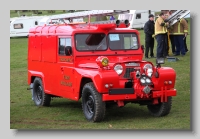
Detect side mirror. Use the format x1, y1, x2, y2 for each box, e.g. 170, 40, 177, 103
156, 58, 165, 68
156, 58, 165, 64
65, 46, 72, 56
155, 58, 165, 78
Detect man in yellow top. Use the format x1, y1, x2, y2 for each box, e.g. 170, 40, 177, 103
166, 11, 176, 55
171, 18, 188, 56
154, 12, 169, 58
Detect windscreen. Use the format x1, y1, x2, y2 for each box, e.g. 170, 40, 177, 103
75, 33, 107, 51
75, 33, 139, 51
108, 33, 139, 50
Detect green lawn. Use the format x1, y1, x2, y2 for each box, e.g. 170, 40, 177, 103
10, 11, 190, 130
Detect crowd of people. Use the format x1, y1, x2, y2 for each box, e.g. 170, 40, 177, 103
144, 11, 189, 59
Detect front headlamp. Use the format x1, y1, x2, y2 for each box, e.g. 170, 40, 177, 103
140, 78, 145, 84
147, 68, 153, 77
114, 64, 123, 75
143, 63, 153, 70
140, 75, 152, 86
145, 78, 151, 83
143, 63, 153, 77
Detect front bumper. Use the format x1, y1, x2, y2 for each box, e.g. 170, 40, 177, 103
102, 88, 176, 102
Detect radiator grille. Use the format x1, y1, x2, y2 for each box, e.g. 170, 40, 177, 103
123, 68, 135, 78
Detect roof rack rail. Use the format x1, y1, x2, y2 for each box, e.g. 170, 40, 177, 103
45, 10, 129, 24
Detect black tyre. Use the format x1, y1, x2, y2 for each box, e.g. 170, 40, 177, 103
82, 82, 106, 122
147, 96, 172, 117
32, 77, 51, 106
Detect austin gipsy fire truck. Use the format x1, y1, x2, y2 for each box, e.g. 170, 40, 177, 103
27, 10, 177, 122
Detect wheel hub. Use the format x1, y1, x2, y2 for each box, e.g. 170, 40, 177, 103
36, 86, 42, 102
86, 95, 94, 115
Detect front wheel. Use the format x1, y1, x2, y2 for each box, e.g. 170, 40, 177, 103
82, 82, 106, 122
147, 97, 172, 117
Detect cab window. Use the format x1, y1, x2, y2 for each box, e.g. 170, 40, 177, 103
58, 38, 72, 55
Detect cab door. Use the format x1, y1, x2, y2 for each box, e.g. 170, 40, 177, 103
57, 37, 75, 100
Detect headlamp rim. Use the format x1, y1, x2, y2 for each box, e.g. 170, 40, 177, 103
114, 64, 123, 75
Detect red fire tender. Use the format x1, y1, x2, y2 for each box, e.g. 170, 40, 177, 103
27, 19, 177, 122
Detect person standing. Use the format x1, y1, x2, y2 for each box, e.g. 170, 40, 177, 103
110, 15, 115, 20
166, 11, 176, 55
184, 18, 189, 52
144, 14, 155, 59
171, 18, 188, 56
154, 12, 169, 58
169, 30, 176, 54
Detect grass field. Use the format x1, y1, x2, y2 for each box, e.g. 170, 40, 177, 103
10, 12, 191, 130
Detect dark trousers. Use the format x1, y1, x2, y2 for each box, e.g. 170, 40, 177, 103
145, 36, 154, 57
155, 34, 168, 58
174, 35, 186, 55
166, 35, 169, 55
184, 36, 188, 52
169, 35, 176, 54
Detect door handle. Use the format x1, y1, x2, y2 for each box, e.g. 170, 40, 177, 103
61, 67, 64, 71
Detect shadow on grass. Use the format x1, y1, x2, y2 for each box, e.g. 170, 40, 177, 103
49, 98, 82, 109
104, 104, 151, 122
48, 99, 151, 121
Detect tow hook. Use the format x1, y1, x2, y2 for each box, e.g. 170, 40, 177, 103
117, 100, 124, 107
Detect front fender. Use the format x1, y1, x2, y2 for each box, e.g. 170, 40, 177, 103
152, 67, 176, 90
75, 68, 120, 93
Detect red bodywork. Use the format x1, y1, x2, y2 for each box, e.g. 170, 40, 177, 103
27, 22, 176, 107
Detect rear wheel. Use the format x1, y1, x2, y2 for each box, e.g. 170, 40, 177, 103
82, 82, 105, 122
32, 77, 51, 106
147, 97, 172, 117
